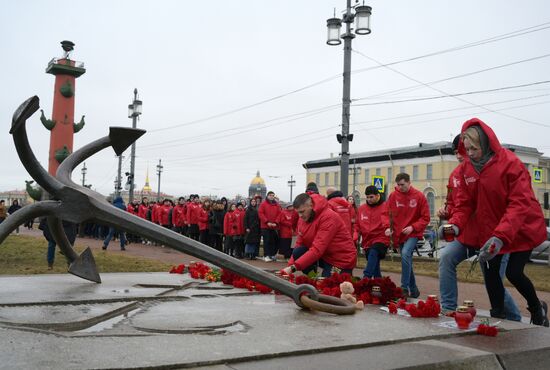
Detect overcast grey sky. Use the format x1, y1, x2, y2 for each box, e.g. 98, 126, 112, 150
1, 0, 549, 201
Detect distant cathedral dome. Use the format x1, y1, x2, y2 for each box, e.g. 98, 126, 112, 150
142, 167, 152, 193
249, 170, 267, 199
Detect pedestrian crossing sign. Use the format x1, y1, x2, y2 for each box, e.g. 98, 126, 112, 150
533, 168, 543, 183
372, 175, 385, 192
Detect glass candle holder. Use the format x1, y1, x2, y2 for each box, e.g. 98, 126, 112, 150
371, 286, 382, 305
463, 300, 477, 319
443, 225, 456, 242
455, 306, 473, 329
427, 294, 438, 303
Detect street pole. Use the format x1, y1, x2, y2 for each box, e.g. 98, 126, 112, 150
115, 155, 123, 197
287, 175, 296, 202
156, 159, 163, 202
339, 0, 354, 198
352, 161, 359, 192
128, 88, 141, 204
81, 162, 87, 186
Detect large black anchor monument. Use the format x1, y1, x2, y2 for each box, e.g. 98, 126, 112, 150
0, 95, 354, 315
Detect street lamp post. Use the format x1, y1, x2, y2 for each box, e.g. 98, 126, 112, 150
156, 159, 163, 202
287, 175, 296, 202
127, 88, 142, 204
327, 1, 372, 197
81, 162, 87, 187
115, 155, 123, 197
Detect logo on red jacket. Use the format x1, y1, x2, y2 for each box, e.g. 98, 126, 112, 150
396, 201, 405, 207
409, 199, 417, 208
452, 176, 461, 188
360, 213, 368, 221
465, 176, 477, 185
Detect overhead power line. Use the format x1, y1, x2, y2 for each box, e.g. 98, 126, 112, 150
147, 20, 550, 133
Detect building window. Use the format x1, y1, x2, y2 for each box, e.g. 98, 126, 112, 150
364, 169, 370, 184
387, 167, 393, 184
325, 173, 329, 186
426, 191, 435, 216
315, 173, 320, 185
427, 164, 433, 180
413, 165, 419, 181
399, 166, 406, 174
335, 172, 339, 186
376, 168, 381, 176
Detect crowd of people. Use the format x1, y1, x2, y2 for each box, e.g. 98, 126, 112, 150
3, 119, 548, 327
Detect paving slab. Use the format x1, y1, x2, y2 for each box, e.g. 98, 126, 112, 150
0, 272, 546, 369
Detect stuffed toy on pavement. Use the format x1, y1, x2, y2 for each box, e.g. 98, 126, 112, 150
340, 281, 364, 310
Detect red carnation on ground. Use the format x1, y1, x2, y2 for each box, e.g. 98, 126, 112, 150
477, 324, 498, 337
388, 302, 398, 314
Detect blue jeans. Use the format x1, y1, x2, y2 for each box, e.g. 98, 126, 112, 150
47, 240, 56, 264
292, 246, 352, 277
438, 239, 522, 321
400, 238, 418, 293
363, 246, 383, 278
103, 227, 126, 249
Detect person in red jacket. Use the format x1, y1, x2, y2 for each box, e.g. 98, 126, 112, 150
347, 195, 358, 232
172, 197, 187, 235
447, 118, 548, 326
282, 193, 357, 277
258, 191, 282, 262
277, 204, 298, 259
232, 203, 246, 258
326, 187, 353, 236
186, 194, 201, 241
437, 135, 521, 319
151, 201, 161, 224
386, 172, 430, 298
198, 199, 211, 245
223, 203, 241, 257
137, 197, 149, 220
355, 185, 390, 278
158, 199, 173, 229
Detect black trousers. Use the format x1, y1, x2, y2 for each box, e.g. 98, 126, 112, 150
482, 250, 540, 315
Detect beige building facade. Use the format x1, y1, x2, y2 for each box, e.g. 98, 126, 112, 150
304, 141, 550, 226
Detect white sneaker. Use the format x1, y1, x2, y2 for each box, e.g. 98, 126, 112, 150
264, 256, 272, 262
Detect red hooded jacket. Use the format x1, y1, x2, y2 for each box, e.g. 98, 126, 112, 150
186, 202, 201, 225
327, 195, 353, 236
127, 204, 137, 215
289, 194, 357, 271
151, 203, 161, 224
354, 200, 390, 249
198, 207, 209, 231
172, 204, 187, 227
138, 204, 149, 219
224, 210, 244, 236
278, 208, 298, 239
445, 163, 478, 246
258, 200, 281, 229
387, 185, 430, 245
158, 204, 173, 226
449, 118, 546, 253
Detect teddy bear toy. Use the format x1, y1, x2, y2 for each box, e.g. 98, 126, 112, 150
339, 281, 364, 310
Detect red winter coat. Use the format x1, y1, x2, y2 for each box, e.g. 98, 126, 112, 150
224, 210, 244, 236
445, 163, 478, 246
127, 204, 136, 215
387, 185, 430, 245
151, 203, 161, 224
198, 207, 209, 231
138, 204, 149, 219
258, 200, 281, 229
186, 202, 201, 225
278, 209, 298, 239
327, 196, 353, 236
172, 204, 187, 227
354, 201, 390, 249
289, 194, 357, 271
158, 204, 173, 226
449, 118, 546, 253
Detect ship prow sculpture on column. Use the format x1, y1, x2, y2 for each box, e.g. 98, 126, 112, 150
0, 95, 354, 315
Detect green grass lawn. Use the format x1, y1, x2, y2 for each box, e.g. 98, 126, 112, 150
0, 235, 172, 275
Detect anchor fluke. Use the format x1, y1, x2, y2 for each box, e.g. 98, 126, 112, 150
109, 127, 146, 156
68, 247, 102, 283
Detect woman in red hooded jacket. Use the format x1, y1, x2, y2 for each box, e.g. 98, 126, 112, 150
448, 118, 548, 326
198, 199, 211, 245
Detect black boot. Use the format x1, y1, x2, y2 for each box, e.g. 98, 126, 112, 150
489, 308, 506, 319
529, 300, 549, 327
